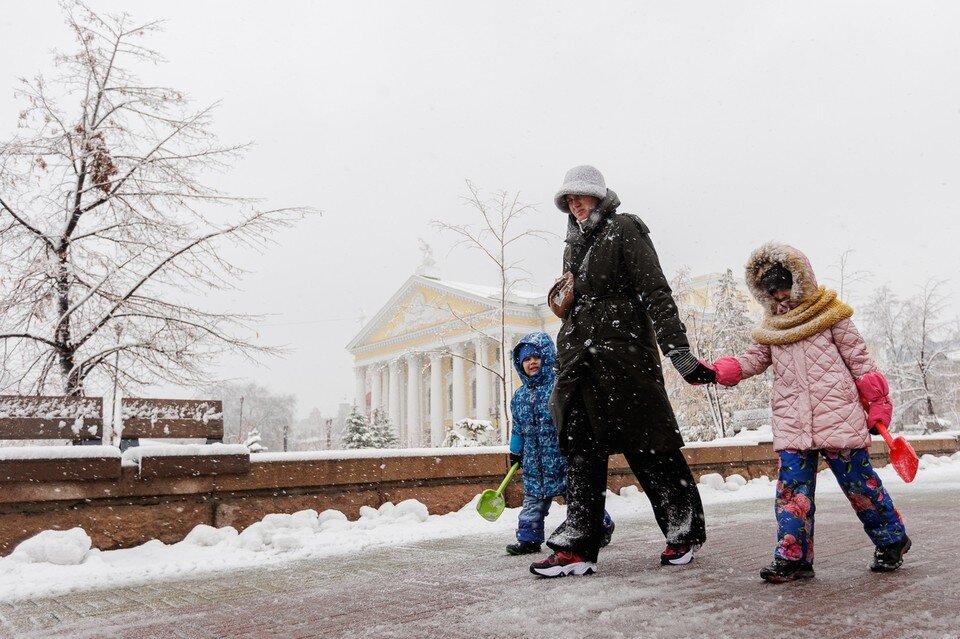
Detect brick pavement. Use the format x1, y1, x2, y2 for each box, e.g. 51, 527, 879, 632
1, 484, 958, 639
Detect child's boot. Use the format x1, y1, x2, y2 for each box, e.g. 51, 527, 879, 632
760, 558, 815, 583
600, 518, 615, 548
506, 541, 542, 555
871, 535, 911, 572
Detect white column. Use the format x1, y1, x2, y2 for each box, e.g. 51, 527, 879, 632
451, 343, 467, 422
474, 338, 491, 423
388, 360, 401, 440
492, 341, 506, 436
370, 366, 382, 416
406, 354, 422, 448
354, 366, 367, 411
506, 333, 520, 404
429, 353, 444, 447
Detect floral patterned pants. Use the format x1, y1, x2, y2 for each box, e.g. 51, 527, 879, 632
775, 448, 906, 564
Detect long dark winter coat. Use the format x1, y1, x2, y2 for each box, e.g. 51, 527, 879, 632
508, 332, 566, 498
549, 190, 690, 455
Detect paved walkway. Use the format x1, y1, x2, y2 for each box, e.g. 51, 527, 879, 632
1, 484, 958, 639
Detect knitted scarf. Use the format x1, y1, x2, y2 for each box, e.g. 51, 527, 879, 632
751, 286, 853, 346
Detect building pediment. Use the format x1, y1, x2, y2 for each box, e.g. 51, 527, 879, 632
347, 276, 510, 352
371, 287, 488, 342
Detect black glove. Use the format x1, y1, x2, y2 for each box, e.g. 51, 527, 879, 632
668, 348, 716, 385
509, 452, 523, 467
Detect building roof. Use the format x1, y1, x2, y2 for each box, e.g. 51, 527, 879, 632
345, 275, 548, 355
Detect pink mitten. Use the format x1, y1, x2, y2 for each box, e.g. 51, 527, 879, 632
713, 356, 743, 387
856, 371, 893, 429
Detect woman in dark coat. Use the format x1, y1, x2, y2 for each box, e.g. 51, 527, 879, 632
530, 165, 716, 578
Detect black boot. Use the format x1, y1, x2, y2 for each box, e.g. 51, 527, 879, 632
601, 520, 615, 548
506, 541, 542, 555
760, 558, 815, 583
871, 535, 912, 572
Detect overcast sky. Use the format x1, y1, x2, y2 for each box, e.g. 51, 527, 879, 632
2, 1, 959, 417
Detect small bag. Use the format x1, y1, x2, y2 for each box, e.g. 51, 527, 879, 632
548, 272, 575, 319
547, 215, 610, 320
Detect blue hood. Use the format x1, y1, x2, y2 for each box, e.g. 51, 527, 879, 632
512, 332, 557, 388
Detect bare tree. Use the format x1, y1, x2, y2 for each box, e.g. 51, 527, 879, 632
862, 280, 958, 431
431, 180, 552, 442
207, 380, 296, 450
0, 3, 309, 397
824, 249, 872, 302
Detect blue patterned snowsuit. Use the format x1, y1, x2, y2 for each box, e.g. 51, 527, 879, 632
509, 332, 612, 543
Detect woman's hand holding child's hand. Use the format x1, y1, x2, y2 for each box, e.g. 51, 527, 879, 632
713, 357, 744, 387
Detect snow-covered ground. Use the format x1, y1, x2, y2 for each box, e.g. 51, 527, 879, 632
1, 452, 958, 603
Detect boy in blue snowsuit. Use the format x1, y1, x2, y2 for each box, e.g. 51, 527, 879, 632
507, 332, 614, 555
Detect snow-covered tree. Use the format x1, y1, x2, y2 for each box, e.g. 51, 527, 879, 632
666, 267, 718, 441
443, 418, 495, 447
666, 268, 771, 441
370, 408, 399, 449
863, 281, 959, 431
243, 428, 266, 453
706, 269, 771, 438
0, 3, 307, 397
341, 406, 377, 449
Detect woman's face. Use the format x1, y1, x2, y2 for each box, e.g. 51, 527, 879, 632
565, 194, 599, 222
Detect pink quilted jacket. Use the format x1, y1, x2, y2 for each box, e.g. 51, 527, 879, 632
712, 243, 892, 452
725, 319, 876, 451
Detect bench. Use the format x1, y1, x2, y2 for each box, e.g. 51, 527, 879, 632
118, 398, 225, 447
0, 395, 121, 482
118, 398, 249, 478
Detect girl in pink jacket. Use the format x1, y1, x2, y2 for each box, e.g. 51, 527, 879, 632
712, 243, 910, 583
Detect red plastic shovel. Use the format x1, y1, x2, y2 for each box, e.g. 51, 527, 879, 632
875, 422, 919, 483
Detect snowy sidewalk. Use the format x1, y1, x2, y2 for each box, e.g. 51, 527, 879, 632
2, 463, 959, 639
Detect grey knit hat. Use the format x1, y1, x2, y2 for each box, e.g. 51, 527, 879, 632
554, 165, 608, 213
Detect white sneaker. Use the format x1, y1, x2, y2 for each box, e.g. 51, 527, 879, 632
530, 551, 598, 577
660, 543, 701, 565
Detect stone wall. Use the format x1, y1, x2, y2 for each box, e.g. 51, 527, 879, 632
1, 437, 956, 555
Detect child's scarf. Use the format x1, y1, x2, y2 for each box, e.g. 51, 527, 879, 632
751, 286, 853, 346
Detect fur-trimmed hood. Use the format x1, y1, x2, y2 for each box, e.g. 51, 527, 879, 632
745, 242, 819, 315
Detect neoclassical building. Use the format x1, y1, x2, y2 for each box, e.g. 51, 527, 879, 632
347, 264, 758, 448
346, 267, 559, 448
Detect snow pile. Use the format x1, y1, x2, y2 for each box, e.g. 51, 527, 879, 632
0, 396, 100, 421
0, 396, 101, 438
919, 453, 957, 469
0, 445, 120, 461
121, 443, 248, 462
690, 424, 774, 447
252, 445, 509, 463
121, 400, 222, 423
182, 525, 238, 547
8, 528, 92, 565
232, 500, 431, 553
233, 511, 321, 552
698, 472, 756, 493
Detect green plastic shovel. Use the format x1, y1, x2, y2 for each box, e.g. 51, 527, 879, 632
476, 462, 520, 522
